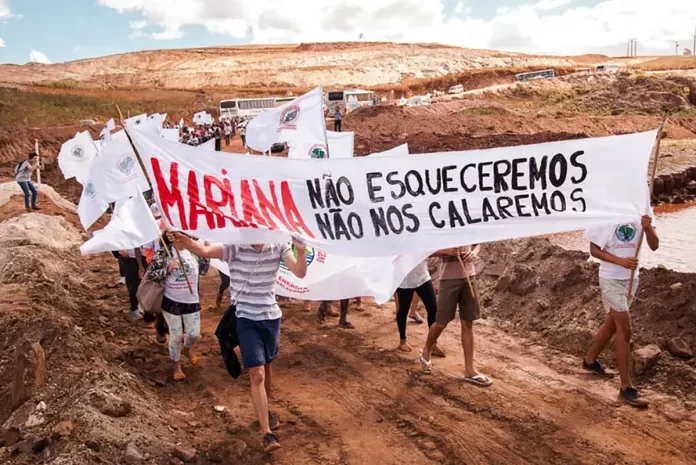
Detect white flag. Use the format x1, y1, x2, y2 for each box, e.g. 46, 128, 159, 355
125, 113, 147, 128
193, 111, 212, 125
100, 118, 116, 141
58, 131, 99, 184
327, 131, 354, 159
246, 87, 326, 153
77, 130, 149, 229
80, 193, 161, 255
161, 128, 180, 143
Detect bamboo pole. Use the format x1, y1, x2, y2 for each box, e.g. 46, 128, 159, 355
115, 104, 194, 294
627, 115, 668, 298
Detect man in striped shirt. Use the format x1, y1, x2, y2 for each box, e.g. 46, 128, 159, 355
169, 233, 307, 453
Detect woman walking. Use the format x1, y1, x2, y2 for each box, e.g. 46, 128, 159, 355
395, 260, 442, 355
147, 237, 202, 381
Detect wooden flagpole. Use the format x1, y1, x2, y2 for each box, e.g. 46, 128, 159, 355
456, 248, 477, 299
627, 115, 668, 298
114, 104, 194, 294
34, 139, 41, 186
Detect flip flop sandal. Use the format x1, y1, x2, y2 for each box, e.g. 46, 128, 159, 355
419, 349, 433, 374
408, 315, 424, 324
339, 321, 356, 330
174, 372, 186, 382
188, 355, 201, 367
463, 374, 493, 387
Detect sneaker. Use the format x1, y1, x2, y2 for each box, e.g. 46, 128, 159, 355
130, 309, 144, 321
619, 387, 649, 409
582, 359, 611, 378
263, 432, 281, 453
32, 207, 41, 211
119, 277, 126, 285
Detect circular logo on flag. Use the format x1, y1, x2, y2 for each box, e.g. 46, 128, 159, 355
84, 182, 97, 199
615, 224, 637, 243
280, 105, 300, 127
117, 153, 136, 175
71, 146, 85, 159
309, 144, 327, 159
279, 245, 315, 271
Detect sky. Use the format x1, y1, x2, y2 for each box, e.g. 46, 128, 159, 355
0, 0, 695, 65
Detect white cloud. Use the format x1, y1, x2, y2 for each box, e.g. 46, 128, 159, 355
96, 0, 696, 55
129, 20, 147, 30
0, 37, 5, 47
0, 0, 10, 19
29, 50, 51, 64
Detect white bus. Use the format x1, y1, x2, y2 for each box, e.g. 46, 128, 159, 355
514, 69, 555, 82
219, 96, 296, 119
326, 89, 376, 114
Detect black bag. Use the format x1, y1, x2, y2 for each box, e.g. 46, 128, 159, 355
214, 305, 241, 379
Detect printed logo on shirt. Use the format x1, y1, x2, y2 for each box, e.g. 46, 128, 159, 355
309, 144, 327, 159
172, 261, 192, 281
615, 223, 637, 243
84, 182, 97, 199
279, 105, 300, 130
71, 145, 85, 159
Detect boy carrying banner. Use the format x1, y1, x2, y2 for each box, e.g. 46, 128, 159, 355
583, 215, 659, 408
168, 232, 308, 452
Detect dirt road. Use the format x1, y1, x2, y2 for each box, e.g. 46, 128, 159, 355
122, 271, 695, 465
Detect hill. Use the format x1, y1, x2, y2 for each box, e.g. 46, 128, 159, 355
0, 42, 581, 90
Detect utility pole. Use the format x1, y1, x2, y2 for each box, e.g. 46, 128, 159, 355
676, 41, 680, 56
634, 38, 637, 57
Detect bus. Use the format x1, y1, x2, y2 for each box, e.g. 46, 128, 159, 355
325, 89, 376, 114
219, 96, 297, 119
514, 69, 555, 82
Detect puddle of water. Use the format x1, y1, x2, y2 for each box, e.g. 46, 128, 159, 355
547, 204, 696, 273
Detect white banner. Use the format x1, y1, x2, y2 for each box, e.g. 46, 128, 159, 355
210, 250, 429, 304
128, 129, 656, 257
58, 131, 99, 184
198, 138, 216, 152
246, 87, 326, 153
80, 192, 160, 255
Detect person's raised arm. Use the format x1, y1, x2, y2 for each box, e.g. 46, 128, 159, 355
168, 231, 223, 259
641, 215, 660, 251
590, 243, 637, 270
282, 239, 308, 278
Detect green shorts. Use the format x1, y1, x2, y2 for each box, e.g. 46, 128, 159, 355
436, 278, 480, 325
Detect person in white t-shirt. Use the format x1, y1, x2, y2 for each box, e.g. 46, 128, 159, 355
583, 215, 659, 408
146, 238, 202, 382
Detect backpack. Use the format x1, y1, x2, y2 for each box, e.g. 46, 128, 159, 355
14, 161, 28, 178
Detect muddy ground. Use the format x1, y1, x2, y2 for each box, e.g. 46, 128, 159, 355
0, 186, 695, 465
1, 71, 696, 464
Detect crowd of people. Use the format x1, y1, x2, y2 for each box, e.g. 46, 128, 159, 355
106, 196, 659, 453
14, 111, 659, 454
177, 118, 249, 148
